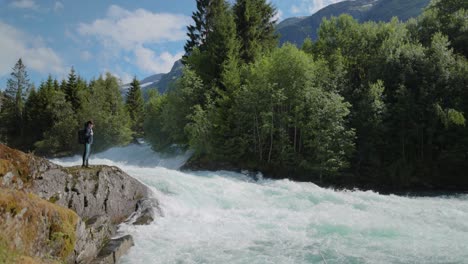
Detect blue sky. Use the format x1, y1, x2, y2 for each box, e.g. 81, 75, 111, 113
0, 0, 344, 87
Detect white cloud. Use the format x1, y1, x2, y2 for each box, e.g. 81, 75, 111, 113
135, 46, 183, 74
9, 0, 39, 10
292, 0, 346, 15
105, 70, 133, 84
78, 5, 189, 50
0, 21, 64, 77
77, 5, 189, 74
291, 5, 301, 14
80, 51, 92, 61
272, 9, 284, 22
54, 1, 64, 12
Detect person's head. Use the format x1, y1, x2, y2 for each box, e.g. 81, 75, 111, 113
86, 120, 94, 129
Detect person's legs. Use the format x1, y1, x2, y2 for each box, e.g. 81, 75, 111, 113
84, 143, 91, 167
82, 144, 87, 167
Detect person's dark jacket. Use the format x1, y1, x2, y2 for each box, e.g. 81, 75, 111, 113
85, 127, 93, 144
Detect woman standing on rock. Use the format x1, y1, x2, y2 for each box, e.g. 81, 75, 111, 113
82, 120, 94, 168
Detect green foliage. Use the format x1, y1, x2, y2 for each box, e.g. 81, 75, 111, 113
80, 73, 132, 152
233, 0, 278, 63
143, 0, 468, 188
314, 13, 468, 187
144, 69, 205, 151
233, 44, 355, 177
186, 104, 213, 156
415, 0, 468, 56
186, 0, 239, 90
184, 0, 210, 58
64, 67, 82, 113
0, 58, 30, 148
126, 77, 145, 137
34, 89, 77, 155
301, 38, 314, 54
143, 90, 172, 151
1, 58, 133, 156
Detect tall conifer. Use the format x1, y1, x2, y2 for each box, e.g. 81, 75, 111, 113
0, 58, 30, 147
126, 77, 145, 136
233, 0, 278, 63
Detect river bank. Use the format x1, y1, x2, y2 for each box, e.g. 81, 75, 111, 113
0, 144, 157, 263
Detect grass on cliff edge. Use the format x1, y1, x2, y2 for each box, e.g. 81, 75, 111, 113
0, 188, 78, 263
0, 144, 36, 187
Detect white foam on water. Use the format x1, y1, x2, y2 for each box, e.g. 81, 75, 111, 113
53, 144, 468, 264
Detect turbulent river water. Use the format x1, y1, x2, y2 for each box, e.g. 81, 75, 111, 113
53, 144, 468, 264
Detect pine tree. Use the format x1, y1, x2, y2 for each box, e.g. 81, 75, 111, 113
202, 0, 239, 88
184, 0, 211, 60
0, 91, 4, 112
53, 78, 60, 91
209, 0, 238, 79
126, 77, 145, 137
233, 0, 278, 63
25, 76, 56, 143
0, 58, 30, 147
65, 67, 81, 112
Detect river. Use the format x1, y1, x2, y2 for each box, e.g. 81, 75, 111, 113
53, 144, 468, 264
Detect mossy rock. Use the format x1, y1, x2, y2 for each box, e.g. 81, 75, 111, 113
0, 145, 34, 186
0, 188, 79, 263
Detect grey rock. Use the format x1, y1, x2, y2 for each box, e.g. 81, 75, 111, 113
91, 235, 135, 264
0, 145, 158, 264
1, 171, 23, 189
127, 198, 160, 225
1, 172, 14, 186
73, 215, 116, 264
31, 166, 150, 224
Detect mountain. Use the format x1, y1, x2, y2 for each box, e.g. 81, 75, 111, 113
141, 73, 165, 84
121, 59, 183, 98
146, 59, 184, 94
277, 0, 431, 45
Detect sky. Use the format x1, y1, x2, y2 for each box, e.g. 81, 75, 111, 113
0, 0, 345, 88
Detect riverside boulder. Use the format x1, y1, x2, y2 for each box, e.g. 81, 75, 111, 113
0, 144, 158, 263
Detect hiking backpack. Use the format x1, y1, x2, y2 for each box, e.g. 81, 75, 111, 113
78, 129, 86, 144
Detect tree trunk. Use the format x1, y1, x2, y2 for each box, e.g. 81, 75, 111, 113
268, 107, 274, 163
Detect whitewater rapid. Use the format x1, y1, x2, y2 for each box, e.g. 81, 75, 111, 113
53, 144, 468, 264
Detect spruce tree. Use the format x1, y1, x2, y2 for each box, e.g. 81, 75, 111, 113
126, 77, 145, 137
201, 0, 239, 88
53, 78, 60, 91
0, 58, 30, 147
0, 91, 4, 112
65, 67, 81, 112
184, 0, 211, 61
209, 0, 238, 76
233, 0, 278, 63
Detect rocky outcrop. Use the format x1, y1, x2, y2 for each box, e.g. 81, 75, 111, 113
91, 235, 134, 264
0, 144, 158, 263
31, 165, 150, 224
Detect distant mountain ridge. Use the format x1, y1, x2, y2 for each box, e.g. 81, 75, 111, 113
145, 59, 183, 94
141, 73, 164, 84
121, 60, 183, 97
277, 0, 431, 45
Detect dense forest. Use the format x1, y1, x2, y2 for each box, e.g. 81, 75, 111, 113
1, 0, 467, 191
